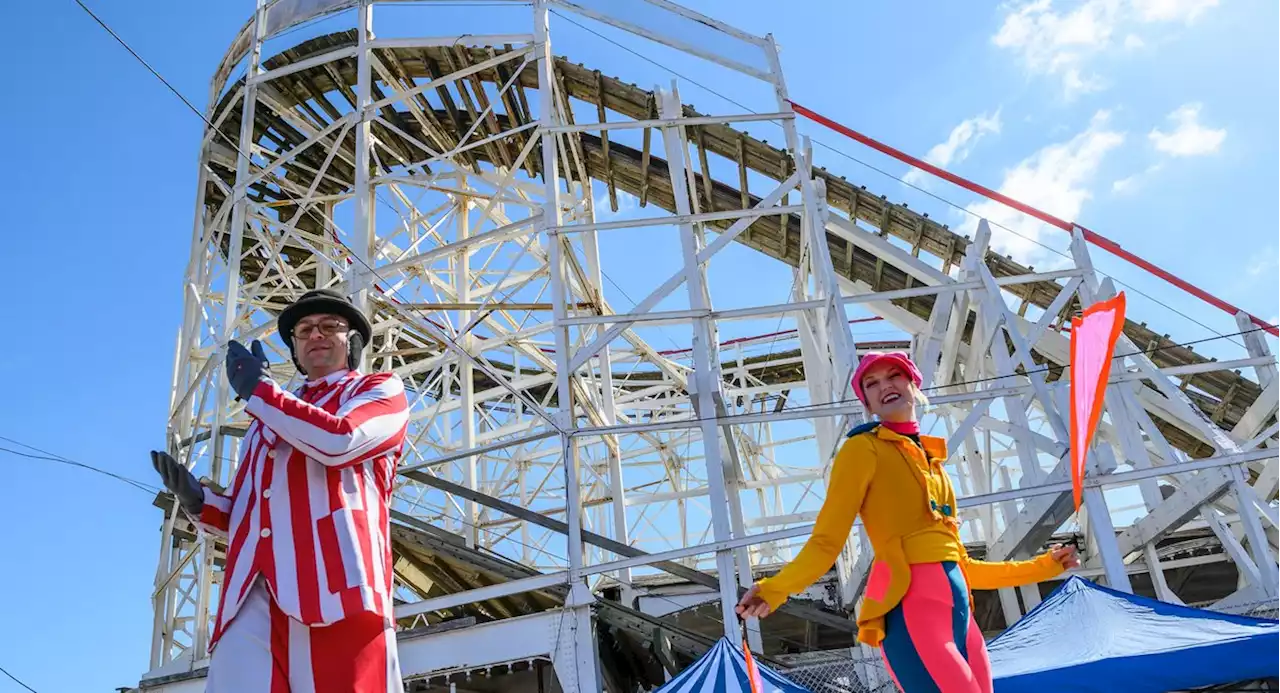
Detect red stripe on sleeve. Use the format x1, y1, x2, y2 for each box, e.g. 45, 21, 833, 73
199, 502, 231, 533
246, 375, 408, 468
252, 375, 403, 437
329, 426, 407, 470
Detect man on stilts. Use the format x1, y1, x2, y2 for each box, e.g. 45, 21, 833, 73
152, 289, 409, 693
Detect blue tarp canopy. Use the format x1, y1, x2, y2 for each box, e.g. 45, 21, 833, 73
989, 575, 1279, 693
655, 638, 812, 693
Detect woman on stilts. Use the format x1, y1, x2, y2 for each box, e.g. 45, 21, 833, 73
735, 351, 1079, 693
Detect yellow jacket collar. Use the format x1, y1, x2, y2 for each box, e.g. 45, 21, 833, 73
873, 425, 948, 461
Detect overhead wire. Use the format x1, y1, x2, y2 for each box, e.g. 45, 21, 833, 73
77, 0, 1265, 434
548, 8, 1254, 348
54, 0, 1280, 499
11, 327, 1260, 497
0, 430, 815, 655
72, 0, 221, 136
0, 435, 162, 495
71, 0, 566, 435
12, 334, 1270, 657
13, 323, 1268, 501
0, 665, 39, 693
78, 0, 1274, 435
568, 323, 1279, 436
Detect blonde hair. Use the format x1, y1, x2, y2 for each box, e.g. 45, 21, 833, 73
912, 384, 931, 408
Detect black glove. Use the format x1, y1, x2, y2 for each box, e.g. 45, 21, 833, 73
151, 450, 204, 515
227, 339, 269, 400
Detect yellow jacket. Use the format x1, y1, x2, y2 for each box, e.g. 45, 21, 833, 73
756, 423, 1064, 646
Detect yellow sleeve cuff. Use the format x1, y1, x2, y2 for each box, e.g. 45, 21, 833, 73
964, 551, 1065, 590
755, 578, 790, 611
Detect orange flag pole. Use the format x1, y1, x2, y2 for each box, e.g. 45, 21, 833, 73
1069, 292, 1127, 512
739, 615, 765, 693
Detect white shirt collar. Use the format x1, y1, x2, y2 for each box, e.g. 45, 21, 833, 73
304, 368, 354, 388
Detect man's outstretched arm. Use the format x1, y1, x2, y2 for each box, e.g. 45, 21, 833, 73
152, 450, 230, 537
244, 372, 409, 468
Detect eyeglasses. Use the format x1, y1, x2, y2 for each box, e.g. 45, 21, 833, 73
292, 318, 349, 340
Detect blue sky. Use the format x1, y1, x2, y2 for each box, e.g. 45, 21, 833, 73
0, 1, 1275, 690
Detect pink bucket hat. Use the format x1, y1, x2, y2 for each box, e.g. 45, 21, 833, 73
851, 351, 923, 405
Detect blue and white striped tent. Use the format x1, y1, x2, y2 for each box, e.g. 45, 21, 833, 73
656, 638, 813, 693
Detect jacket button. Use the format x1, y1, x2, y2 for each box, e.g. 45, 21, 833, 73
262, 489, 272, 499
941, 504, 953, 516
260, 528, 271, 539
930, 499, 938, 510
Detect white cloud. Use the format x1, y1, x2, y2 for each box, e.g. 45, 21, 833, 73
1149, 103, 1226, 156
961, 110, 1125, 266
1062, 67, 1107, 96
1131, 0, 1219, 23
1109, 105, 1224, 196
993, 0, 1121, 97
1245, 247, 1277, 278
1111, 174, 1141, 195
1110, 163, 1162, 194
992, 0, 1220, 96
903, 110, 1003, 187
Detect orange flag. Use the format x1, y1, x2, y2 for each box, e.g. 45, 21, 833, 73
1069, 293, 1127, 512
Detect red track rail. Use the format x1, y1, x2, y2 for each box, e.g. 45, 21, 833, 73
787, 100, 1278, 338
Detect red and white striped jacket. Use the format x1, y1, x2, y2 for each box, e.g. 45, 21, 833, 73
191, 368, 409, 650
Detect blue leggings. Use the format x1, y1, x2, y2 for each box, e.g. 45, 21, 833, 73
880, 562, 992, 693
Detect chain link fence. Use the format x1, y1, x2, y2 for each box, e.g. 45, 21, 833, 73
774, 650, 899, 693
1204, 599, 1279, 620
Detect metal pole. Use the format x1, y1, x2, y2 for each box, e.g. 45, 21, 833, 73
657, 84, 741, 644
458, 195, 479, 547
579, 181, 632, 599
153, 77, 219, 673
196, 0, 267, 657
351, 0, 374, 321
535, 3, 600, 690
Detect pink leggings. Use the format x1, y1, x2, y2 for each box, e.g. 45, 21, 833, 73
879, 562, 992, 693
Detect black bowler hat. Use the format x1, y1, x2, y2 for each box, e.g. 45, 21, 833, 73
277, 289, 373, 351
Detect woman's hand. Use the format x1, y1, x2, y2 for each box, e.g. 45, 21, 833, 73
735, 583, 773, 619
1049, 543, 1080, 570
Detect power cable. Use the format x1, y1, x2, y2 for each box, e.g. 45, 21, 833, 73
78, 0, 1260, 421
67, 0, 1273, 608
10, 324, 1264, 496
0, 424, 820, 656
0, 423, 1041, 662
0, 665, 39, 693
71, 0, 565, 434
0, 436, 161, 495
73, 0, 220, 135
549, 7, 1254, 347
13, 324, 1269, 503
568, 323, 1279, 436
